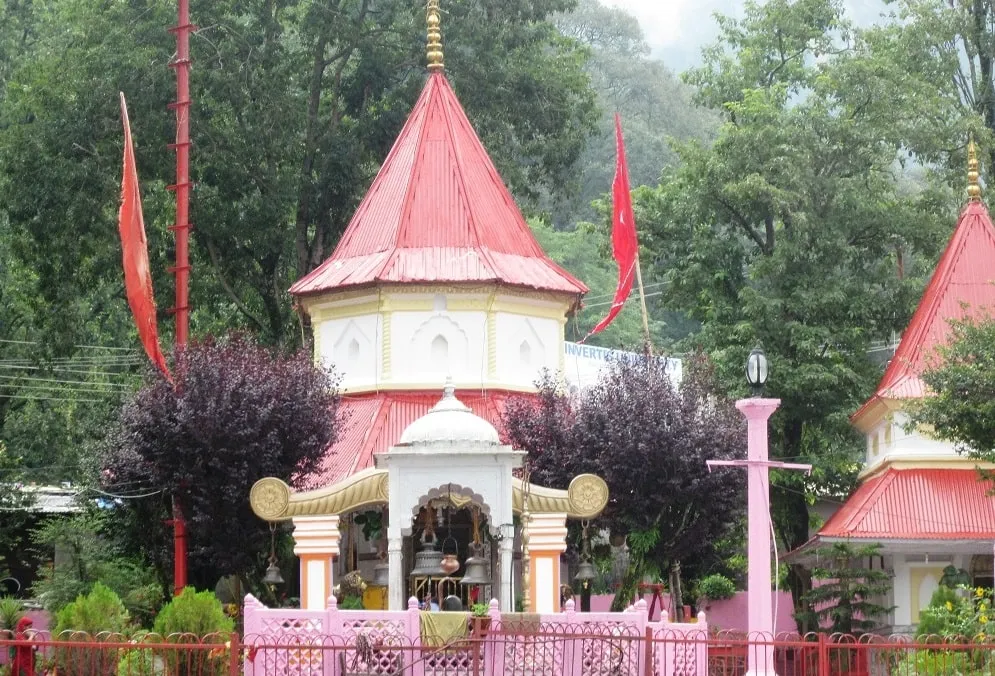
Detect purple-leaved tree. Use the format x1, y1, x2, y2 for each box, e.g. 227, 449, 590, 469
503, 352, 745, 613
104, 334, 342, 588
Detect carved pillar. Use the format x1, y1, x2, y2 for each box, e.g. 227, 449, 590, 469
498, 524, 514, 611
526, 512, 568, 614
292, 515, 340, 610
388, 533, 404, 610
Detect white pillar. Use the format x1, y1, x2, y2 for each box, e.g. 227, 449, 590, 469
892, 554, 911, 627
526, 512, 568, 614
498, 524, 514, 611
291, 515, 340, 610
387, 532, 404, 610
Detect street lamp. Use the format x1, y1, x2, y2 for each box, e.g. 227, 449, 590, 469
706, 347, 811, 676
746, 345, 768, 396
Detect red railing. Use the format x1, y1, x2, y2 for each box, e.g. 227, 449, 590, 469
3, 628, 994, 675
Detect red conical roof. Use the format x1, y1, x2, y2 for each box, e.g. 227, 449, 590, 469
853, 200, 995, 427
290, 72, 587, 298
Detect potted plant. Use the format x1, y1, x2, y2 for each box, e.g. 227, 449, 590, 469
470, 603, 491, 634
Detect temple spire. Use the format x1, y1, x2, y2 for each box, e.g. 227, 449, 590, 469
968, 135, 982, 202
426, 0, 444, 72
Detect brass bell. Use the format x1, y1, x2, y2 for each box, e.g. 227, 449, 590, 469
460, 553, 490, 587
410, 542, 446, 578
438, 536, 460, 575
574, 561, 597, 585
263, 561, 285, 587
440, 553, 460, 575
372, 561, 390, 587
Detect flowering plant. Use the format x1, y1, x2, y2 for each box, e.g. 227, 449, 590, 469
917, 586, 992, 642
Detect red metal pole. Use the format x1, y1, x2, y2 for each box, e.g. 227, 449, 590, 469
167, 0, 193, 596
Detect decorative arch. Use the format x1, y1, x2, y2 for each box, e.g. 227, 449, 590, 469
411, 315, 469, 376
431, 334, 449, 369
519, 340, 532, 365
405, 483, 493, 536
333, 319, 371, 362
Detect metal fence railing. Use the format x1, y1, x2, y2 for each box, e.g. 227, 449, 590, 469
3, 627, 993, 676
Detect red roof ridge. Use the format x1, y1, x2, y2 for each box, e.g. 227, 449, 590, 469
853, 200, 995, 426
816, 466, 995, 540
841, 468, 897, 532
290, 72, 587, 299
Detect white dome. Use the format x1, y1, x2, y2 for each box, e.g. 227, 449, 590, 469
398, 380, 500, 447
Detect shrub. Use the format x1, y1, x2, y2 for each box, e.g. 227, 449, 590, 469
696, 574, 736, 601
52, 583, 132, 676
152, 588, 233, 637
151, 588, 233, 676
892, 649, 988, 676
54, 582, 132, 637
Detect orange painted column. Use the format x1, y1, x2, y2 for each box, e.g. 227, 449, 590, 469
526, 512, 568, 613
292, 515, 341, 610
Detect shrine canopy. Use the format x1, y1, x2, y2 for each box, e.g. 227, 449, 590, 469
288, 70, 587, 301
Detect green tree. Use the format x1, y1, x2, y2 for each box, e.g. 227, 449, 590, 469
0, 0, 598, 346
31, 511, 163, 623
910, 317, 995, 466
636, 0, 955, 619
799, 542, 892, 634
548, 0, 716, 227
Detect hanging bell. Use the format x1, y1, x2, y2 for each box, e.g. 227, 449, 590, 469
439, 536, 460, 575
410, 543, 446, 578
372, 561, 390, 587
460, 555, 490, 586
263, 560, 285, 586
574, 561, 597, 585
440, 553, 460, 575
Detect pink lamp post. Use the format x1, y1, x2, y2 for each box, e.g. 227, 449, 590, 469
708, 346, 810, 676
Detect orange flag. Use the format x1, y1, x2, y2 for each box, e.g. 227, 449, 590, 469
119, 93, 171, 381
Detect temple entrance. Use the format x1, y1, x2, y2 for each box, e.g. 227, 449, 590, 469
405, 500, 496, 610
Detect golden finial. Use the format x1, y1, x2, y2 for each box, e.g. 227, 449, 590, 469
426, 0, 444, 72
968, 134, 982, 202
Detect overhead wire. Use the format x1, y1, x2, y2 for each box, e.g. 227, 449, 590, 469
0, 374, 133, 388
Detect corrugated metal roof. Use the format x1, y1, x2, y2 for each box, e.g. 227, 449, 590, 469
290, 72, 587, 298
818, 468, 995, 540
299, 389, 521, 489
854, 201, 995, 425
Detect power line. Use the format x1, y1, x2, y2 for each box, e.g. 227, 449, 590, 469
0, 374, 133, 389
583, 291, 664, 310
0, 339, 135, 351
0, 364, 141, 378
3, 384, 126, 395
0, 394, 103, 403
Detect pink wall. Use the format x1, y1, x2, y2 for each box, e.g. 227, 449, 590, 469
587, 591, 796, 634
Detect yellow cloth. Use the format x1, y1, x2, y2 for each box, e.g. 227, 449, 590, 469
419, 611, 469, 647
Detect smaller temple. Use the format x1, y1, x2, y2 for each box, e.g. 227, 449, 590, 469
792, 140, 995, 632
250, 382, 608, 612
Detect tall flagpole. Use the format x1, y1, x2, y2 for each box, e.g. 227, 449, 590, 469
167, 0, 194, 596
633, 254, 652, 354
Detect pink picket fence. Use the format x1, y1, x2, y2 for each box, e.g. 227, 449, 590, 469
242, 595, 709, 676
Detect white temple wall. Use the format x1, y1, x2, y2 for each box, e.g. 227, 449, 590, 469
494, 313, 562, 389
864, 412, 962, 470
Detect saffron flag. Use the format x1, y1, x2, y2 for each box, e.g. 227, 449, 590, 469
119, 93, 172, 381
583, 113, 639, 341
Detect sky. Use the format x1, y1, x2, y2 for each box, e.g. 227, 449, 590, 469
603, 0, 892, 73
